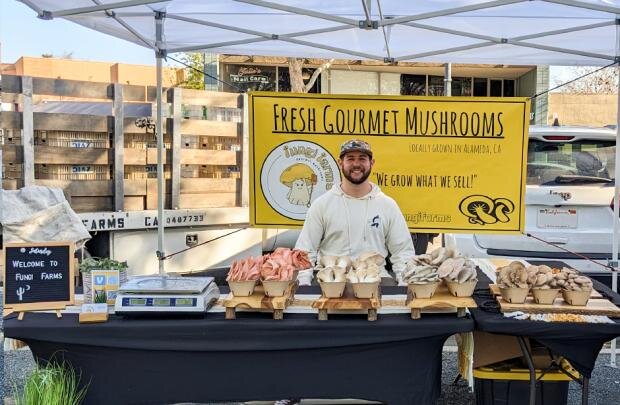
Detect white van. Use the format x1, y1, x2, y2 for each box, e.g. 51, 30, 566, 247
444, 125, 616, 273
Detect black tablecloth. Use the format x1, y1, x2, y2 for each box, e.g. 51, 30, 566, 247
470, 263, 620, 378
4, 290, 473, 405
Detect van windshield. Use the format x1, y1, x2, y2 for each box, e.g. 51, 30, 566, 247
526, 139, 615, 185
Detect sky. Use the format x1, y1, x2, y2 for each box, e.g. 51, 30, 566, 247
0, 0, 583, 87
0, 1, 155, 65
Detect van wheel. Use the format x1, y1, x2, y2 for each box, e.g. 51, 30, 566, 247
411, 233, 430, 255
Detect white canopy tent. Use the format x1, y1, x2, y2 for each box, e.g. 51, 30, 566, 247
17, 0, 620, 362
18, 0, 620, 65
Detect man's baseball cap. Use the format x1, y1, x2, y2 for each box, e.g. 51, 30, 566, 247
339, 139, 373, 158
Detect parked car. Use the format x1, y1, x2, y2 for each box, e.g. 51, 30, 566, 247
444, 125, 616, 273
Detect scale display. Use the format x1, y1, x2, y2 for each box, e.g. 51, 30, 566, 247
122, 297, 197, 307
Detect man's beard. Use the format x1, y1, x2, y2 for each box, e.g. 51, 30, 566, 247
343, 166, 371, 185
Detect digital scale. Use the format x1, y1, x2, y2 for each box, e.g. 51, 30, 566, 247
114, 276, 219, 316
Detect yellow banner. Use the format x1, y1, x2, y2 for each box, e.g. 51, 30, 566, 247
249, 92, 529, 234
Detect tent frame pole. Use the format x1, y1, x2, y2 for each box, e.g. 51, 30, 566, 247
611, 63, 620, 368
155, 11, 166, 277
48, 0, 166, 18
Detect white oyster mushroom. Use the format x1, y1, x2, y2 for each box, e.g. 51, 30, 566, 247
316, 267, 334, 283
335, 256, 352, 270
319, 255, 338, 268
363, 274, 381, 283
346, 272, 359, 283
332, 266, 347, 282
357, 251, 384, 266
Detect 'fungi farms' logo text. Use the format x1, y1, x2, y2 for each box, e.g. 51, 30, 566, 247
261, 141, 340, 220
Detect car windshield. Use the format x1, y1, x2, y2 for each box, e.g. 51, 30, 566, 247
527, 139, 616, 185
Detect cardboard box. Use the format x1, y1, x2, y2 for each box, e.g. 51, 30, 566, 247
473, 331, 525, 369
527, 346, 555, 370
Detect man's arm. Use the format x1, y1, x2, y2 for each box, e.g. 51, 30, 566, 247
294, 203, 324, 285
385, 201, 415, 284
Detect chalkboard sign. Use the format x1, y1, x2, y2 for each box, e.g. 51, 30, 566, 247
3, 242, 75, 312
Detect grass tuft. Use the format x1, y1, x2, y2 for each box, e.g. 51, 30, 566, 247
15, 361, 88, 405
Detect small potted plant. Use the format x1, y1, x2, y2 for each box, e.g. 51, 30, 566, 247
79, 257, 129, 303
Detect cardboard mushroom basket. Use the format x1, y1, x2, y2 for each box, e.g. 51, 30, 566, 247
496, 261, 531, 304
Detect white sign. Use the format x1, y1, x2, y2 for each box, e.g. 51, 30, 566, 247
72, 165, 93, 173
70, 140, 92, 148
78, 208, 249, 231
537, 208, 578, 229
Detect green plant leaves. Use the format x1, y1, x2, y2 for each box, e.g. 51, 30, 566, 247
79, 257, 128, 273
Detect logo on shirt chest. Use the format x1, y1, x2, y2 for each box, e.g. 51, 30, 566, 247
370, 215, 380, 228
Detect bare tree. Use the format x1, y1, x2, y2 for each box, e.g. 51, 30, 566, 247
555, 66, 618, 94
287, 57, 333, 93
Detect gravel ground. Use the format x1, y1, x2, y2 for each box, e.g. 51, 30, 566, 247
3, 347, 619, 404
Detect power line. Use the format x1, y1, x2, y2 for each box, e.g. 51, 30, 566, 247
531, 61, 618, 100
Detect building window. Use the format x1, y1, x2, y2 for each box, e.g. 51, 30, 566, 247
428, 76, 445, 96
473, 78, 488, 96
504, 80, 515, 97
490, 79, 502, 97
278, 67, 321, 93
451, 77, 472, 96
401, 74, 426, 95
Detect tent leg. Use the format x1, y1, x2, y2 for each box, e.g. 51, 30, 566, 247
155, 12, 166, 276
611, 64, 620, 368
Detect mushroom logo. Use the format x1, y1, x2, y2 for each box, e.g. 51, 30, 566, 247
260, 140, 340, 220
280, 163, 317, 207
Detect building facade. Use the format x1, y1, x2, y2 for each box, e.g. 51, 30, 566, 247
218, 55, 549, 124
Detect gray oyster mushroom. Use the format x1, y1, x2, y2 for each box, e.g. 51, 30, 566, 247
429, 247, 457, 265
402, 263, 440, 284
403, 259, 438, 284
524, 265, 579, 290
442, 258, 477, 283
404, 247, 466, 284
562, 269, 593, 291
497, 261, 530, 289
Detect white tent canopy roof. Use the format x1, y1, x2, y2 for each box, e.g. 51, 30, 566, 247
19, 0, 620, 65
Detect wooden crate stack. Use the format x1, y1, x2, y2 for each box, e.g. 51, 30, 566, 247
175, 88, 242, 209
0, 75, 244, 213
1, 129, 23, 189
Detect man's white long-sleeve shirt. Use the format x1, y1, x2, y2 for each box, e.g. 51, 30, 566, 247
295, 183, 415, 281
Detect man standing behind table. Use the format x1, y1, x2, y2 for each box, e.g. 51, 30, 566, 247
295, 139, 415, 286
